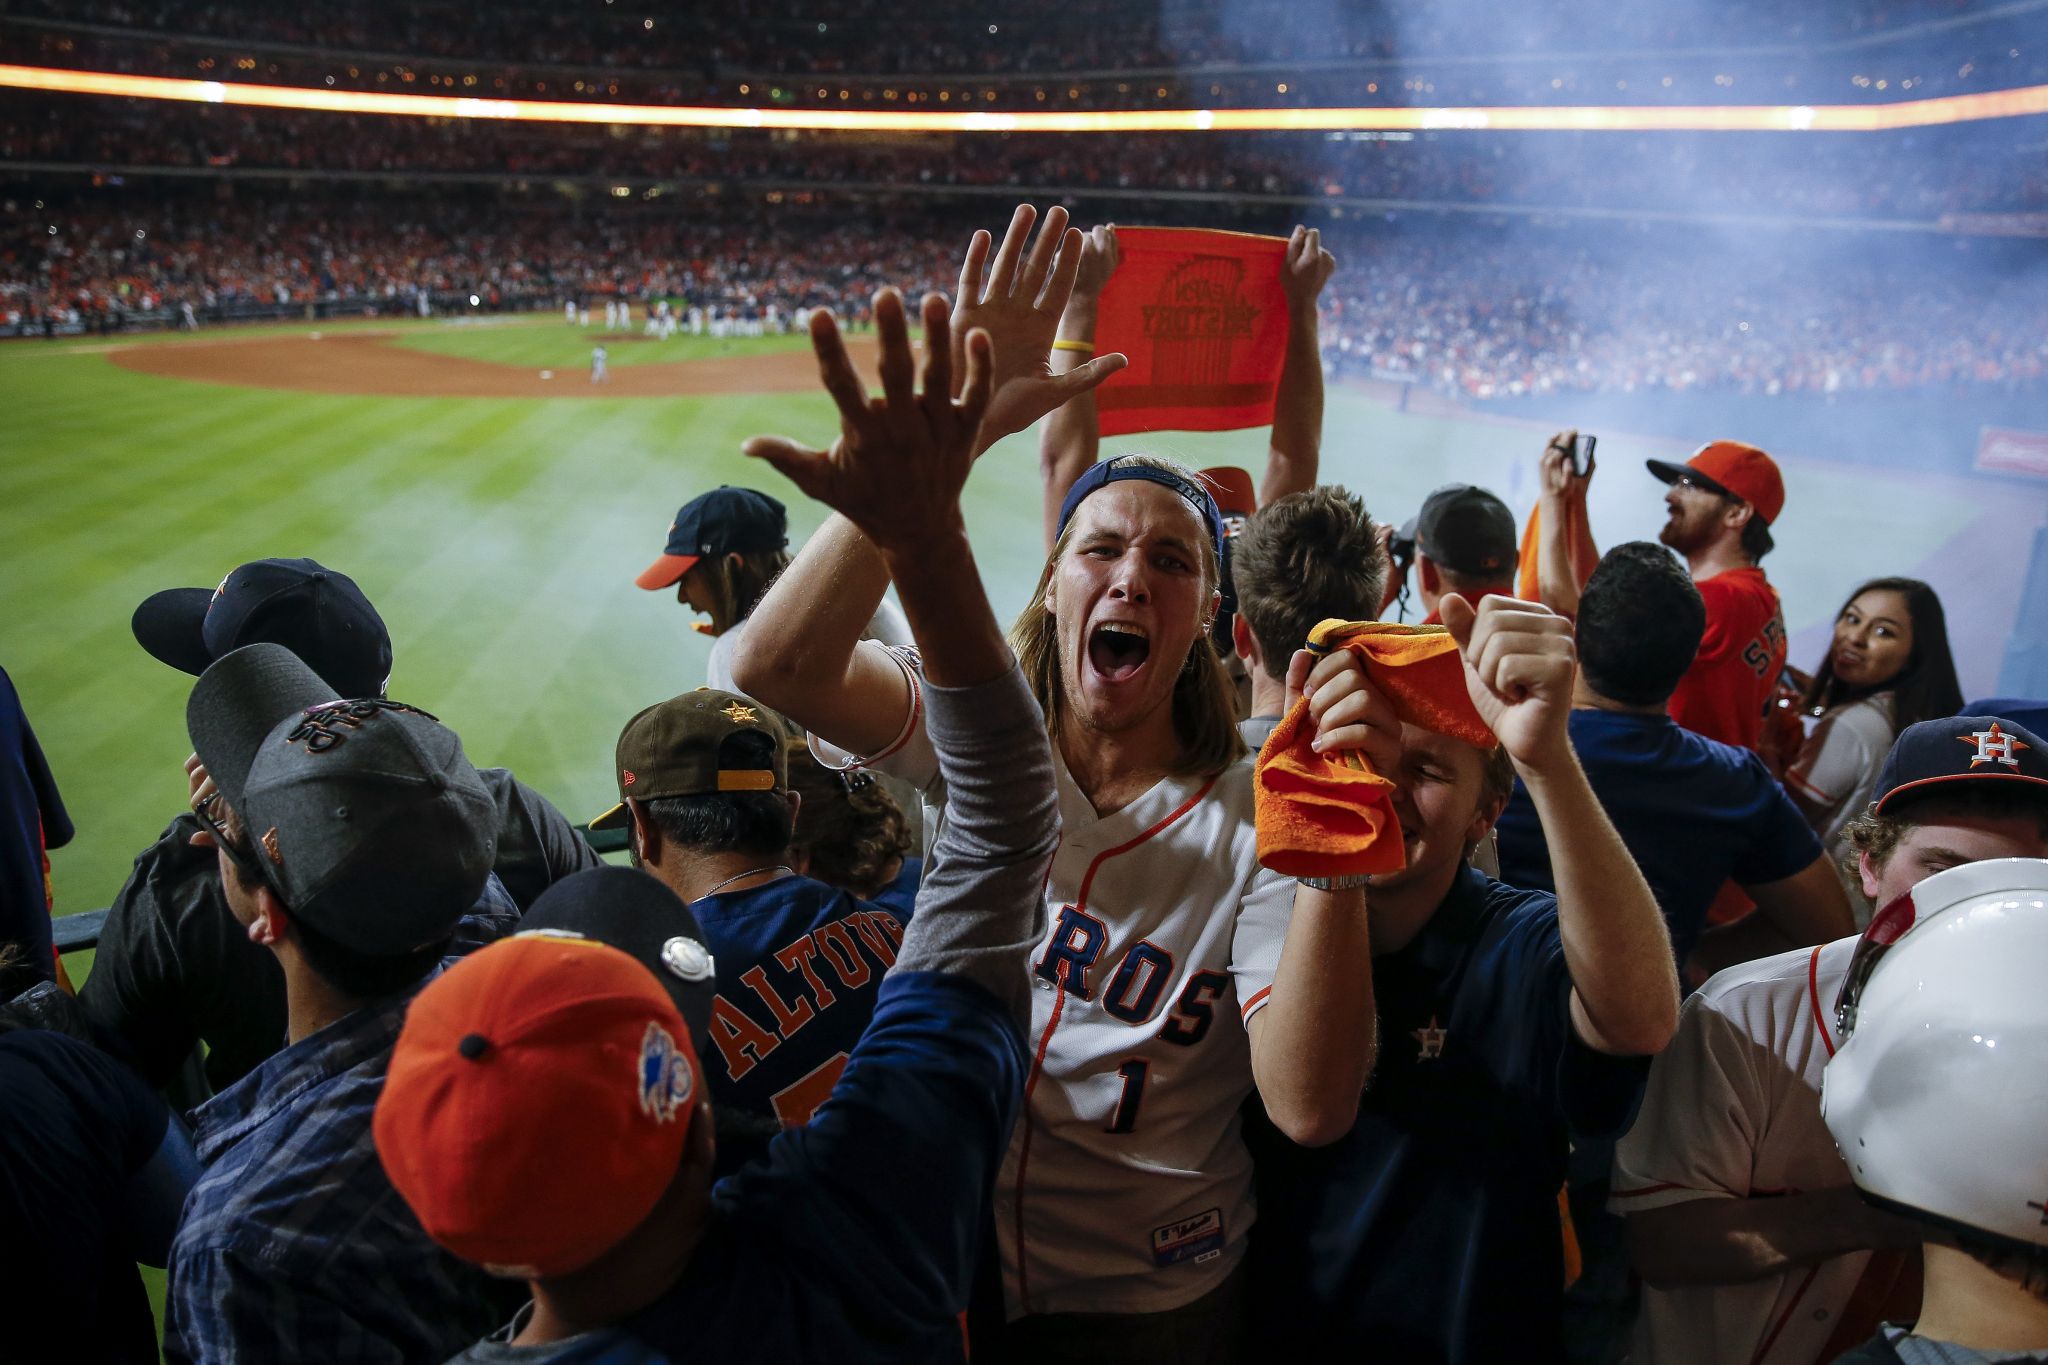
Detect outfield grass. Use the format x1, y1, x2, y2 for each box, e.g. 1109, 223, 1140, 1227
0, 313, 2008, 940
2, 309, 2024, 1351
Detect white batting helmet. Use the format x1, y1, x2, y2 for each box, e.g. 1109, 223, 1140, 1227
1821, 857, 2048, 1250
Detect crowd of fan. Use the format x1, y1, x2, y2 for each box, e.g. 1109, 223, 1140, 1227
6, 201, 2048, 1365
1321, 232, 2048, 396
5, 95, 2045, 219
3, 0, 2006, 76
6, 7, 2039, 123
6, 191, 2046, 400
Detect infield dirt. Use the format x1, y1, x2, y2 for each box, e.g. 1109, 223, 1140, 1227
109, 328, 879, 398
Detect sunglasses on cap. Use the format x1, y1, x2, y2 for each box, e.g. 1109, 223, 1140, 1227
193, 786, 270, 886
1833, 889, 1919, 1041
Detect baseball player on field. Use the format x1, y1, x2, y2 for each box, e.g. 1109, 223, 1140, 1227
590, 345, 608, 385
737, 206, 1375, 1363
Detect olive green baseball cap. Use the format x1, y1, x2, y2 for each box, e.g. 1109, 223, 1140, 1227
588, 689, 788, 830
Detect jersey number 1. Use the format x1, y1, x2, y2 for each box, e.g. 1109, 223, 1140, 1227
1106, 1058, 1150, 1134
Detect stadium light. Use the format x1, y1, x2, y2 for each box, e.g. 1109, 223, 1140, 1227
1, 63, 2045, 132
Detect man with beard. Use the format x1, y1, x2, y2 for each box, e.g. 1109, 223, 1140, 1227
1646, 442, 1788, 752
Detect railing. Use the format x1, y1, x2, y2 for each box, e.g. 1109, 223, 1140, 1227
51, 822, 629, 956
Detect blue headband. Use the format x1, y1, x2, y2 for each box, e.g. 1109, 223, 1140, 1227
1055, 457, 1227, 565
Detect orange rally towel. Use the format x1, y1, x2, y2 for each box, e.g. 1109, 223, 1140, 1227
1515, 501, 1599, 610
1255, 619, 1496, 878
1090, 227, 1292, 437
1516, 510, 1542, 603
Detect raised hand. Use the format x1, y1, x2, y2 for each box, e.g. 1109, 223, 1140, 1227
744, 288, 991, 557
186, 752, 221, 850
1286, 646, 1404, 776
1437, 593, 1577, 771
1069, 222, 1120, 305
1280, 225, 1336, 315
1539, 429, 1596, 503
953, 204, 1128, 450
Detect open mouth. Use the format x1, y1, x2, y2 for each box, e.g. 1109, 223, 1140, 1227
1087, 622, 1152, 683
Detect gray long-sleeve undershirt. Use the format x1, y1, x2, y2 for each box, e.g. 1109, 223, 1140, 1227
892, 661, 1059, 1028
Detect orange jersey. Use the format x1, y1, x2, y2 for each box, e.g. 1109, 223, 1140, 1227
1669, 567, 1786, 752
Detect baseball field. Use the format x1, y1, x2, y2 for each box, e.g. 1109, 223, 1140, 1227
3, 311, 2030, 956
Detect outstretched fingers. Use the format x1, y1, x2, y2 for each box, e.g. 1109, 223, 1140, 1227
873, 288, 918, 431
807, 308, 873, 432
984, 204, 1038, 300
1017, 205, 1071, 305
918, 292, 955, 430
956, 228, 992, 308
741, 433, 831, 503
1053, 350, 1129, 400
955, 327, 994, 434
1039, 225, 1086, 316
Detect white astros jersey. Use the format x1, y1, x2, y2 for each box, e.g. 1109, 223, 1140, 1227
813, 646, 1293, 1317
1611, 938, 1903, 1365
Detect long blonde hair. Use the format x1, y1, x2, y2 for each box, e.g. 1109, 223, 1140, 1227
1009, 453, 1247, 779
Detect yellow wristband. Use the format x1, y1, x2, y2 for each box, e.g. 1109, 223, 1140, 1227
1052, 339, 1095, 353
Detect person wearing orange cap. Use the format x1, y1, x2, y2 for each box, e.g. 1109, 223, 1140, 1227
378, 223, 1064, 1365
1647, 441, 1790, 752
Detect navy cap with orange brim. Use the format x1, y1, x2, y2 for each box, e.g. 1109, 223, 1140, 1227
634, 487, 787, 592
634, 554, 702, 591
1871, 716, 2048, 816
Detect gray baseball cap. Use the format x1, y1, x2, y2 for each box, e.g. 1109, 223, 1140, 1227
187, 643, 496, 956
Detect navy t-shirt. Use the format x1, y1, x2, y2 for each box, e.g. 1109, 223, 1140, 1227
1494, 709, 1819, 964
692, 875, 912, 1142
1247, 867, 1648, 1365
0, 1029, 169, 1364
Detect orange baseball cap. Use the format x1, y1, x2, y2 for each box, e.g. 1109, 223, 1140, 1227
374, 933, 702, 1279
1646, 441, 1784, 525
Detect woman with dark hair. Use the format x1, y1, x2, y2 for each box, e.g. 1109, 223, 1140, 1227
1785, 576, 1963, 917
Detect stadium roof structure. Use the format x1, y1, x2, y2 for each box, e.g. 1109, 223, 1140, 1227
5, 62, 2047, 133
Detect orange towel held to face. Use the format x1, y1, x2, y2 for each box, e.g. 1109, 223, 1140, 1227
1254, 618, 1497, 879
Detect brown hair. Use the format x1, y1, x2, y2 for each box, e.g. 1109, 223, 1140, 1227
784, 737, 914, 900
1479, 742, 1516, 810
1009, 453, 1247, 779
1231, 485, 1387, 683
1843, 785, 2048, 873
705, 548, 794, 636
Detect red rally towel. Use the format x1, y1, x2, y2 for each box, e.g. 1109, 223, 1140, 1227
1255, 619, 1497, 878
1091, 227, 1292, 437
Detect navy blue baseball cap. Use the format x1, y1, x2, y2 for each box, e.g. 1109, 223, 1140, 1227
1871, 715, 2048, 816
635, 487, 788, 590
133, 558, 393, 700
1055, 456, 1226, 566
